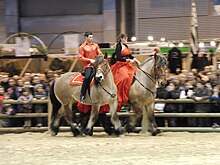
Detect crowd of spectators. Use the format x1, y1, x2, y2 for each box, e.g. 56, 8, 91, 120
1, 64, 220, 128
0, 69, 59, 127
156, 65, 220, 128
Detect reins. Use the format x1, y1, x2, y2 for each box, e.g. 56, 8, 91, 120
133, 55, 162, 95
96, 60, 116, 98
99, 82, 116, 98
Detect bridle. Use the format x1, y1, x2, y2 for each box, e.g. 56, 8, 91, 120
134, 55, 166, 95
95, 59, 116, 98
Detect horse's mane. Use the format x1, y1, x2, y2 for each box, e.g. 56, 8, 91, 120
154, 54, 168, 68
140, 54, 167, 67
94, 55, 105, 69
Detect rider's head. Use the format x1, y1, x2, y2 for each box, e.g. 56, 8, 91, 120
116, 33, 128, 44
84, 31, 93, 43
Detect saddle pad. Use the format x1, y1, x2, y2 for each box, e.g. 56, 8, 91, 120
69, 73, 94, 86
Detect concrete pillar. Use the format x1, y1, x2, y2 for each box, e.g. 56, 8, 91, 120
0, 0, 7, 42
103, 0, 117, 42
5, 0, 19, 34
120, 0, 126, 34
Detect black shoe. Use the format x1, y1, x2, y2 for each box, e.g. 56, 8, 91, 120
80, 96, 85, 103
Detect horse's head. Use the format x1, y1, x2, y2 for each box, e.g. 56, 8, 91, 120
94, 55, 110, 83
154, 54, 168, 84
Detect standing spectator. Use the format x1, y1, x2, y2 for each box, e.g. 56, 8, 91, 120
168, 47, 182, 74
164, 82, 181, 127
182, 82, 196, 127
33, 84, 47, 127
18, 84, 33, 128
0, 74, 9, 92
16, 79, 24, 97
210, 86, 220, 127
190, 82, 212, 127
0, 86, 4, 114
7, 78, 19, 100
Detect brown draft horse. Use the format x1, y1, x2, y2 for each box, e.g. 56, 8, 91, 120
126, 54, 168, 135
50, 55, 123, 136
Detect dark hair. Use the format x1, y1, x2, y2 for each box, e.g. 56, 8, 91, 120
84, 31, 93, 37
116, 33, 127, 43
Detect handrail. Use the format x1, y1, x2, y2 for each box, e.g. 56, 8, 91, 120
0, 98, 214, 105
1, 99, 220, 133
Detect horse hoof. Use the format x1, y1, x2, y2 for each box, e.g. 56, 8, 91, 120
151, 129, 161, 136
115, 127, 124, 136
72, 128, 81, 137
85, 128, 93, 136
124, 124, 135, 133
50, 126, 59, 136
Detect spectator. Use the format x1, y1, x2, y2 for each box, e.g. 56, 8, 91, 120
190, 82, 212, 127
33, 84, 47, 127
18, 88, 33, 128
164, 82, 181, 127
210, 86, 220, 127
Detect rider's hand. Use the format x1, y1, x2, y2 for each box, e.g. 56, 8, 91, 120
134, 58, 141, 65
130, 59, 135, 63
90, 59, 95, 63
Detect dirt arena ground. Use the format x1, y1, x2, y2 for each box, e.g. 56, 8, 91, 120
1, 131, 220, 165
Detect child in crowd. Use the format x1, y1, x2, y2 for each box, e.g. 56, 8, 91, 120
18, 89, 33, 128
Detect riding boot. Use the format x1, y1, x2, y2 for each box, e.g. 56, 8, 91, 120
98, 113, 114, 135
80, 78, 89, 103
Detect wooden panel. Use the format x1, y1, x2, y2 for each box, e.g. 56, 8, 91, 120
138, 0, 191, 18
20, 15, 103, 33
198, 16, 220, 39
0, 0, 6, 42
136, 0, 219, 41
138, 17, 190, 41
138, 0, 209, 18
19, 0, 102, 16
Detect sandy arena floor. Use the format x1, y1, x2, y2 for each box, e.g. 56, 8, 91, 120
1, 131, 220, 165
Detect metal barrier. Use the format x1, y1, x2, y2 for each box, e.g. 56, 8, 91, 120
0, 99, 220, 133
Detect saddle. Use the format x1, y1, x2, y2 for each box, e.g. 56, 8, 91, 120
69, 73, 109, 113
69, 73, 94, 86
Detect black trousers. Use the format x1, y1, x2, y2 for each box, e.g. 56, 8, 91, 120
80, 67, 95, 98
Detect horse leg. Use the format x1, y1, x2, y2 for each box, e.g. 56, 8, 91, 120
98, 113, 114, 135
50, 105, 63, 136
146, 104, 160, 136
141, 105, 153, 136
125, 103, 142, 133
85, 104, 99, 136
109, 101, 123, 136
63, 104, 80, 137
49, 85, 62, 136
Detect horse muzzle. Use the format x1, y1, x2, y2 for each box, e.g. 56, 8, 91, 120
95, 73, 104, 82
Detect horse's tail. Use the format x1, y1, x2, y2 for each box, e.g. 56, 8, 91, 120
49, 80, 61, 126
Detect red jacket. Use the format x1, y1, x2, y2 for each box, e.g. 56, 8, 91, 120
78, 42, 102, 69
